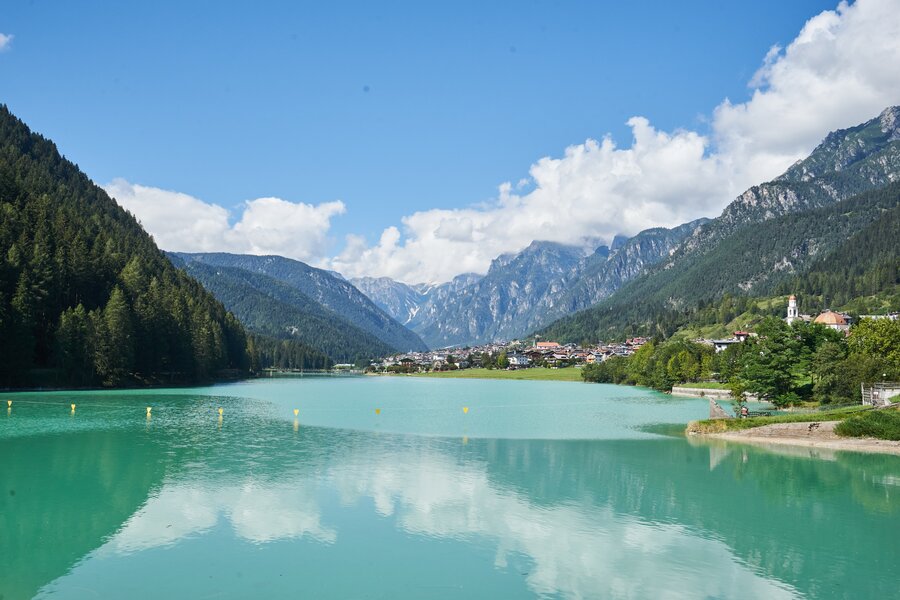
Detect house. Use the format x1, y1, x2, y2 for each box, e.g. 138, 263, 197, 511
507, 354, 530, 368
712, 339, 741, 353
814, 310, 851, 333
535, 341, 561, 349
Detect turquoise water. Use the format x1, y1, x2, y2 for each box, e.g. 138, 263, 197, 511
1, 377, 898, 599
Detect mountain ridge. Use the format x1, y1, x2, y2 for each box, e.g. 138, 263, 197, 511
174, 252, 427, 353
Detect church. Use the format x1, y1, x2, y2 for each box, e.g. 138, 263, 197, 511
785, 295, 851, 333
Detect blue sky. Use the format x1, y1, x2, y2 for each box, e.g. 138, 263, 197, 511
2, 1, 897, 282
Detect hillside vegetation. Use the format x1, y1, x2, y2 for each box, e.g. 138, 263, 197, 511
176, 259, 396, 363
0, 106, 248, 387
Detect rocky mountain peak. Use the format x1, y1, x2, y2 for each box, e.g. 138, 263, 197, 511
880, 105, 900, 141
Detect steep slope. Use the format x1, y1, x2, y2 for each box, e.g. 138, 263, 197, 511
539, 106, 900, 342
349, 276, 428, 325
351, 222, 703, 348
410, 241, 585, 347
175, 253, 427, 352
0, 105, 248, 387
175, 259, 395, 362
773, 197, 900, 310
543, 219, 708, 322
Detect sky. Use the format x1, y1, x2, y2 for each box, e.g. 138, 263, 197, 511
2, 0, 899, 283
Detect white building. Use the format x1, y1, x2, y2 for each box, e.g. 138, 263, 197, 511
786, 294, 799, 325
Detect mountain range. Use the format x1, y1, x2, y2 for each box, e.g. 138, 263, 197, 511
352, 106, 900, 348
171, 253, 427, 360
351, 217, 707, 348
539, 105, 900, 341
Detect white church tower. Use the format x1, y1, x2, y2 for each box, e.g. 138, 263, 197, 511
786, 294, 799, 325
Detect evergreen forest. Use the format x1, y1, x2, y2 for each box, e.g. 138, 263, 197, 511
0, 105, 251, 387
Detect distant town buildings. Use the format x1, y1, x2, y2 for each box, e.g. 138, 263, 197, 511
371, 337, 649, 373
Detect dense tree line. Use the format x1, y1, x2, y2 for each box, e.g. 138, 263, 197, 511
541, 182, 900, 342
0, 105, 249, 387
246, 334, 332, 371
582, 340, 714, 391
584, 317, 900, 407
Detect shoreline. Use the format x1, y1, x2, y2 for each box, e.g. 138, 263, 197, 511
692, 421, 900, 456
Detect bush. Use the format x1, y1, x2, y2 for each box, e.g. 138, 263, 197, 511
773, 391, 802, 407
835, 409, 900, 440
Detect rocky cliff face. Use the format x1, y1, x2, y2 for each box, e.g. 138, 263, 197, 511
353, 107, 900, 349
353, 224, 701, 348
675, 105, 900, 260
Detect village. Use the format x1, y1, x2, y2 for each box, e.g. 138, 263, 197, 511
370, 295, 900, 375
369, 337, 652, 373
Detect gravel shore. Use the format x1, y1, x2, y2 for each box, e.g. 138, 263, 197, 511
700, 421, 900, 456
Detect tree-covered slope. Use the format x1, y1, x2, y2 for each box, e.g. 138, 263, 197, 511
539, 106, 900, 342
542, 181, 900, 342
772, 198, 900, 312
0, 106, 249, 386
175, 253, 427, 352
175, 259, 396, 362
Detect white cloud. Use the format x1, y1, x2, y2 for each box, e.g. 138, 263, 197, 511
104, 178, 345, 264
107, 0, 900, 283
0, 33, 13, 51
331, 0, 900, 283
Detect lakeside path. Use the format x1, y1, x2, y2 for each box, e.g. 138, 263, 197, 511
408, 367, 584, 382
694, 421, 900, 456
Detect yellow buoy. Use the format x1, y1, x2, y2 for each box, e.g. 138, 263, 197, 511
6, 400, 10, 408
146, 406, 152, 415
71, 404, 76, 411
218, 407, 224, 416
293, 408, 299, 416
463, 406, 469, 414
462, 436, 469, 445
375, 408, 381, 415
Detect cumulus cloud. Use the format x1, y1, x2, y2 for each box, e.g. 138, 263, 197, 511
0, 33, 13, 51
105, 178, 345, 264
331, 0, 900, 283
108, 0, 900, 283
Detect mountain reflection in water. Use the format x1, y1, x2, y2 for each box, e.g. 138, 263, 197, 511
1, 381, 897, 599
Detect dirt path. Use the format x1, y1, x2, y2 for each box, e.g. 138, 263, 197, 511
700, 421, 900, 456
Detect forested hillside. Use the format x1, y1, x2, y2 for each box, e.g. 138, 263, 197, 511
175, 259, 396, 362
175, 253, 427, 353
541, 181, 900, 341
0, 105, 250, 387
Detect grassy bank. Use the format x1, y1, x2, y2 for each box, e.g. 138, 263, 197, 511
835, 408, 900, 440
687, 405, 871, 434
412, 367, 584, 382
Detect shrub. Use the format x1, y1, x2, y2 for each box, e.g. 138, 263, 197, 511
835, 409, 900, 441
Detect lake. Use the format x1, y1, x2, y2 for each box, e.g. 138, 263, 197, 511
1, 376, 898, 599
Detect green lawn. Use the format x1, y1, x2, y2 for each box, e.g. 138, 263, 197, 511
687, 405, 872, 434
412, 367, 584, 382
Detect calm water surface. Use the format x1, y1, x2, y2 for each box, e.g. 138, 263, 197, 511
1, 376, 897, 599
